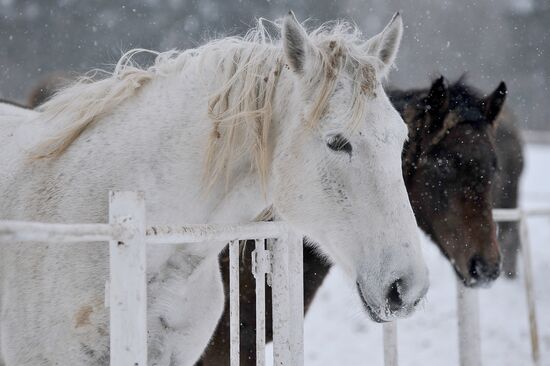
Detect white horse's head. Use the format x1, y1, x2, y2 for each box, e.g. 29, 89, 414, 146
271, 13, 429, 322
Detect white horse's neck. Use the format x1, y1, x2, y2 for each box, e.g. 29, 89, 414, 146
213, 71, 299, 221
195, 52, 298, 224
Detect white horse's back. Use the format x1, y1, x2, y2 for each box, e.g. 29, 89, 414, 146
0, 101, 37, 144
0, 101, 36, 118
0, 102, 39, 194
0, 55, 262, 366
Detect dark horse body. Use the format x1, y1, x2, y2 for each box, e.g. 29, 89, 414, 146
492, 106, 524, 276
197, 77, 523, 365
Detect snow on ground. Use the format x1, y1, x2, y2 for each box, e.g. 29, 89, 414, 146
271, 145, 550, 366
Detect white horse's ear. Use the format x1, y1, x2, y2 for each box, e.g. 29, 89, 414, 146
364, 12, 403, 76
282, 11, 315, 75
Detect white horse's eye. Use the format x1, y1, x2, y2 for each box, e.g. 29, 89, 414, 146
327, 134, 352, 155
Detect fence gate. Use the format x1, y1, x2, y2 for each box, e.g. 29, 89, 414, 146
0, 191, 305, 366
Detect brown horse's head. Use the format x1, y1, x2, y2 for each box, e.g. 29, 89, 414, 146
393, 76, 507, 287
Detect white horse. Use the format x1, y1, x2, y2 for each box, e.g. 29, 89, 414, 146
0, 12, 428, 366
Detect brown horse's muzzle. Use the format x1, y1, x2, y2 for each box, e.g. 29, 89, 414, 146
466, 242, 501, 287
423, 193, 502, 287
441, 237, 501, 288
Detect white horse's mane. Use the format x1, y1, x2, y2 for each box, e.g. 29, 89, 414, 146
31, 18, 377, 189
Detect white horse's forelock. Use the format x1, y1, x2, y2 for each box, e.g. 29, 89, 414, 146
30, 18, 379, 190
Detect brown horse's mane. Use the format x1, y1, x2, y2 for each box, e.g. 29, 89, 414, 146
390, 76, 498, 183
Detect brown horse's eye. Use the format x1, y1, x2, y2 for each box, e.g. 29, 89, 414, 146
327, 134, 352, 155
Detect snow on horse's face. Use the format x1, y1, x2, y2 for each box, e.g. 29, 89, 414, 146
272, 13, 428, 321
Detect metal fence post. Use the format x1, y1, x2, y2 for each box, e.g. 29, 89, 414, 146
271, 231, 304, 366
252, 239, 269, 366
229, 240, 240, 366
519, 214, 541, 365
288, 233, 304, 366
108, 191, 147, 366
383, 322, 398, 366
456, 279, 481, 366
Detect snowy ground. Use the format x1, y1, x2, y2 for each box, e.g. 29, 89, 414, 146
270, 145, 550, 366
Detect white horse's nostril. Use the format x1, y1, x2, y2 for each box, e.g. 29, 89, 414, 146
386, 279, 404, 312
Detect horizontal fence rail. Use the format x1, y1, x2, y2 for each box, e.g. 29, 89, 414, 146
146, 221, 290, 244
0, 221, 119, 243
493, 207, 550, 221
522, 129, 550, 145
0, 221, 290, 245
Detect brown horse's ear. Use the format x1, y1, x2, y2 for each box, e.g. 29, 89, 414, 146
482, 81, 507, 124
426, 76, 449, 115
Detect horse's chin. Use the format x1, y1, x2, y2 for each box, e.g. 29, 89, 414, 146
355, 283, 388, 323
453, 266, 496, 289
460, 276, 496, 289
363, 303, 388, 323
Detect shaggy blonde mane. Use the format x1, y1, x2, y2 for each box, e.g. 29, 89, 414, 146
31, 18, 378, 190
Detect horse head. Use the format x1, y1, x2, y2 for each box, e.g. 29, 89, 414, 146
399, 76, 506, 287
271, 12, 429, 322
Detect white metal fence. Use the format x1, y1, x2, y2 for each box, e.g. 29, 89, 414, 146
0, 191, 548, 366
0, 191, 304, 366
383, 207, 550, 366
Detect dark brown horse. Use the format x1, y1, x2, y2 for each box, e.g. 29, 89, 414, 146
394, 78, 523, 280
197, 76, 523, 365
395, 76, 506, 284
396, 81, 523, 279
492, 106, 524, 277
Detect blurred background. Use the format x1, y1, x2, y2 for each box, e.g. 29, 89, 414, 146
0, 0, 548, 130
